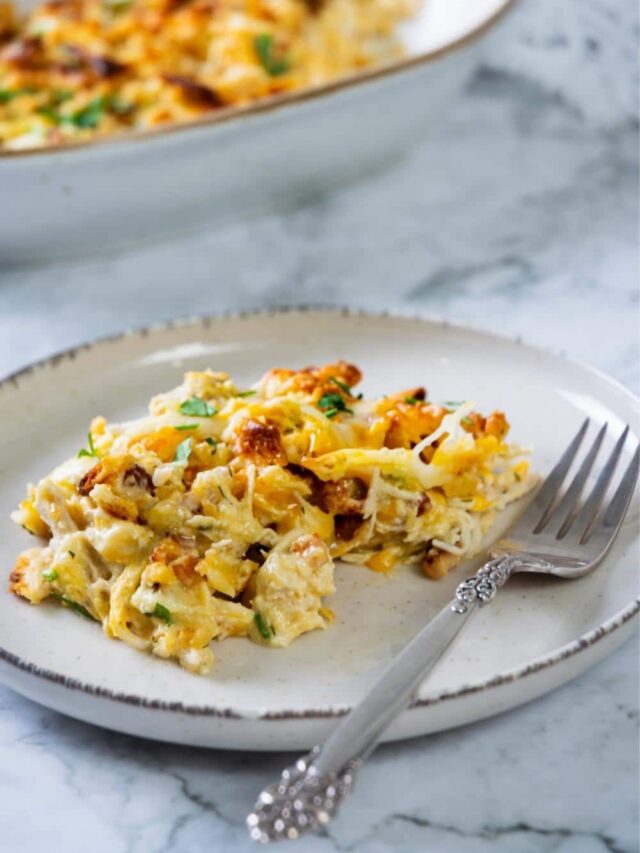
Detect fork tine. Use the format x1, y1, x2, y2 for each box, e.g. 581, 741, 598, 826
600, 444, 640, 531
576, 425, 630, 544
533, 418, 590, 532
555, 423, 607, 538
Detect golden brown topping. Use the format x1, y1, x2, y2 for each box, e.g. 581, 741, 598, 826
382, 402, 448, 449
151, 536, 200, 586
78, 460, 108, 496
237, 418, 287, 465
260, 361, 362, 401
463, 411, 510, 440
422, 548, 460, 580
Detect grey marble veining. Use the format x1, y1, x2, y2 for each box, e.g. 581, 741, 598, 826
0, 0, 638, 850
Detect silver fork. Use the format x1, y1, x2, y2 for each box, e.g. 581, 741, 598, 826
246, 419, 639, 844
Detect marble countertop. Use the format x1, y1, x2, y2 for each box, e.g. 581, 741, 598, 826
0, 0, 638, 850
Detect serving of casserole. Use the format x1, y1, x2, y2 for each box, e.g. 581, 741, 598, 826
10, 358, 534, 675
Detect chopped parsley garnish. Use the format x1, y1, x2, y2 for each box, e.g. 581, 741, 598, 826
36, 105, 63, 124
147, 602, 172, 625
43, 568, 58, 582
52, 593, 97, 621
0, 86, 38, 104
68, 550, 75, 558
405, 396, 420, 405
205, 437, 218, 451
329, 376, 353, 396
461, 417, 473, 426
51, 89, 73, 105
39, 96, 106, 129
317, 392, 353, 419
78, 432, 99, 458
254, 612, 272, 640
174, 423, 199, 431
174, 436, 193, 462
443, 401, 464, 409
179, 396, 217, 417
237, 390, 257, 398
254, 33, 291, 77
71, 96, 106, 128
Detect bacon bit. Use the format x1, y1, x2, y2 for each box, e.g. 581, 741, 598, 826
286, 463, 324, 504
237, 418, 287, 465
333, 513, 364, 542
123, 465, 155, 495
244, 543, 269, 566
417, 493, 431, 516
163, 74, 222, 107
318, 477, 367, 515
86, 54, 127, 78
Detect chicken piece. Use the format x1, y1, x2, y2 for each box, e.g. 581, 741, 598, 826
9, 546, 52, 603
249, 533, 335, 647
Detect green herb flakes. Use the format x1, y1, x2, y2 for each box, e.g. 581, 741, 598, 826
318, 392, 353, 419
329, 376, 352, 396
205, 437, 218, 451
175, 437, 193, 462
175, 423, 199, 431
237, 390, 257, 398
254, 33, 291, 77
52, 593, 97, 621
404, 396, 420, 405
0, 86, 38, 104
254, 612, 272, 640
78, 432, 99, 458
179, 396, 217, 417
147, 602, 172, 625
71, 96, 105, 129
43, 568, 58, 582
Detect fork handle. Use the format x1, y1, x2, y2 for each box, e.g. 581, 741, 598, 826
246, 554, 518, 844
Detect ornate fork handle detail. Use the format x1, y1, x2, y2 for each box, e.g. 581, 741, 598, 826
246, 746, 360, 844
451, 554, 518, 613
246, 551, 550, 844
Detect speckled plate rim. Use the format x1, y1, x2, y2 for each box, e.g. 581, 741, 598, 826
0, 0, 515, 160
0, 305, 637, 722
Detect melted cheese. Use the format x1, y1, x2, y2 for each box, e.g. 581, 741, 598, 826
9, 362, 535, 675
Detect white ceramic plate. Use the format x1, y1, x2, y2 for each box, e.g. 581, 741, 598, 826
0, 309, 637, 750
0, 0, 514, 264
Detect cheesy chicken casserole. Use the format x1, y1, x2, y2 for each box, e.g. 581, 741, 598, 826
0, 0, 415, 150
10, 362, 535, 675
